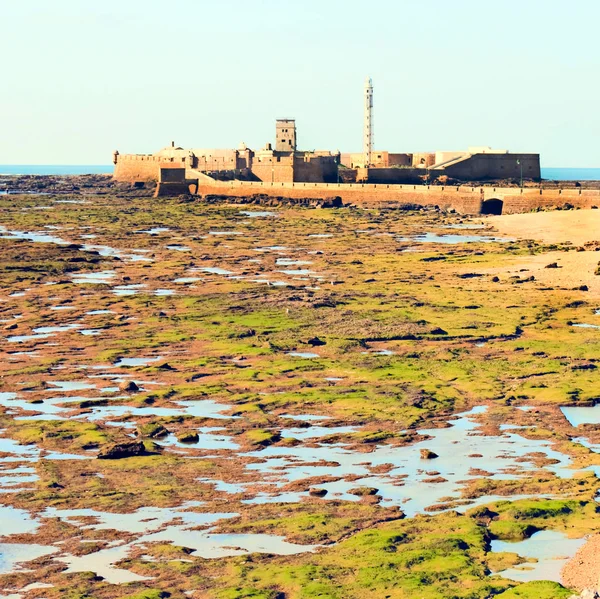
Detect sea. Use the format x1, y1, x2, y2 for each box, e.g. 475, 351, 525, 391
0, 165, 599, 181
0, 165, 114, 175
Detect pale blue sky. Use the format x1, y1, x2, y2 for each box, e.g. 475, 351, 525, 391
1, 0, 598, 166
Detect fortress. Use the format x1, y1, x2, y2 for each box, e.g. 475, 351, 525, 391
112, 79, 596, 215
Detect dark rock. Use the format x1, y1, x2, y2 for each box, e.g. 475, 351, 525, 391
157, 362, 176, 371
420, 449, 439, 459
309, 488, 328, 497
430, 327, 448, 336
119, 380, 139, 393
97, 441, 145, 459
349, 486, 379, 496
177, 431, 200, 444
138, 423, 169, 438
307, 337, 326, 347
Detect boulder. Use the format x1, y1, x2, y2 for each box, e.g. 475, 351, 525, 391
97, 441, 145, 460
119, 380, 139, 393
177, 431, 200, 444
420, 449, 439, 460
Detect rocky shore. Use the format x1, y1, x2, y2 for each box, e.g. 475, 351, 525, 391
0, 174, 153, 196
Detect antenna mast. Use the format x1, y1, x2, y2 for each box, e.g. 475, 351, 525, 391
363, 77, 374, 167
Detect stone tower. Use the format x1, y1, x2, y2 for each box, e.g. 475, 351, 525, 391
363, 77, 374, 167
276, 119, 296, 152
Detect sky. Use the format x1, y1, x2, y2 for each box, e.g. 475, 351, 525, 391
1, 0, 598, 166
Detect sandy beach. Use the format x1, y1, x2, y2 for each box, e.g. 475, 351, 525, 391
562, 534, 600, 593
489, 210, 600, 246
480, 210, 600, 296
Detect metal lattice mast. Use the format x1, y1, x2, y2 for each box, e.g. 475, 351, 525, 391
363, 77, 374, 167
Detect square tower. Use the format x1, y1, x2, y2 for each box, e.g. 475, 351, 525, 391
276, 119, 296, 152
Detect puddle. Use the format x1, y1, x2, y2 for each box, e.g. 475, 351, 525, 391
239, 211, 278, 218
0, 505, 40, 536
47, 381, 96, 391
155, 289, 176, 296
200, 267, 234, 275
209, 231, 243, 236
55, 544, 150, 584
174, 277, 203, 284
33, 324, 80, 334
254, 246, 288, 252
71, 271, 116, 284
571, 323, 600, 329
40, 505, 315, 579
7, 333, 52, 344
280, 426, 357, 440
0, 226, 152, 262
397, 233, 512, 244
287, 352, 320, 359
276, 258, 313, 266
491, 530, 585, 583
137, 227, 170, 235
243, 407, 575, 516
158, 428, 239, 450
112, 284, 146, 296
0, 543, 57, 575
114, 356, 163, 367
278, 269, 317, 276
442, 223, 486, 230
280, 414, 332, 422
166, 245, 191, 252
86, 309, 114, 315
561, 406, 600, 427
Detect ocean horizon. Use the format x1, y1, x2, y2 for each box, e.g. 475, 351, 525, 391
1, 165, 600, 181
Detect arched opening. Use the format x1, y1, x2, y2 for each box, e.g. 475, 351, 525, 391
481, 198, 503, 215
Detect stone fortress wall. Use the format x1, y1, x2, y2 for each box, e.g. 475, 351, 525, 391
189, 178, 600, 215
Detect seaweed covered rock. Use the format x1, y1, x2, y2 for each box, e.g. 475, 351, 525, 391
97, 441, 145, 460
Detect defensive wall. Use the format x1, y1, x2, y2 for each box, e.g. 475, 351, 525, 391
180, 178, 600, 215
114, 154, 186, 182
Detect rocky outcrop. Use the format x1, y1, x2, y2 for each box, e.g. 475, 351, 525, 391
202, 193, 344, 209
97, 441, 146, 459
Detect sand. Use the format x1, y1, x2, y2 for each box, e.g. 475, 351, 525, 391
562, 534, 600, 593
488, 210, 600, 246
479, 210, 600, 296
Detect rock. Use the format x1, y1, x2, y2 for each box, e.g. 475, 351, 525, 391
321, 196, 343, 208
430, 327, 448, 336
4, 322, 18, 330
309, 488, 328, 497
420, 449, 438, 459
97, 441, 145, 459
119, 380, 139, 393
138, 423, 169, 438
348, 486, 379, 496
157, 362, 176, 371
177, 431, 199, 444
545, 262, 559, 268
307, 337, 326, 347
